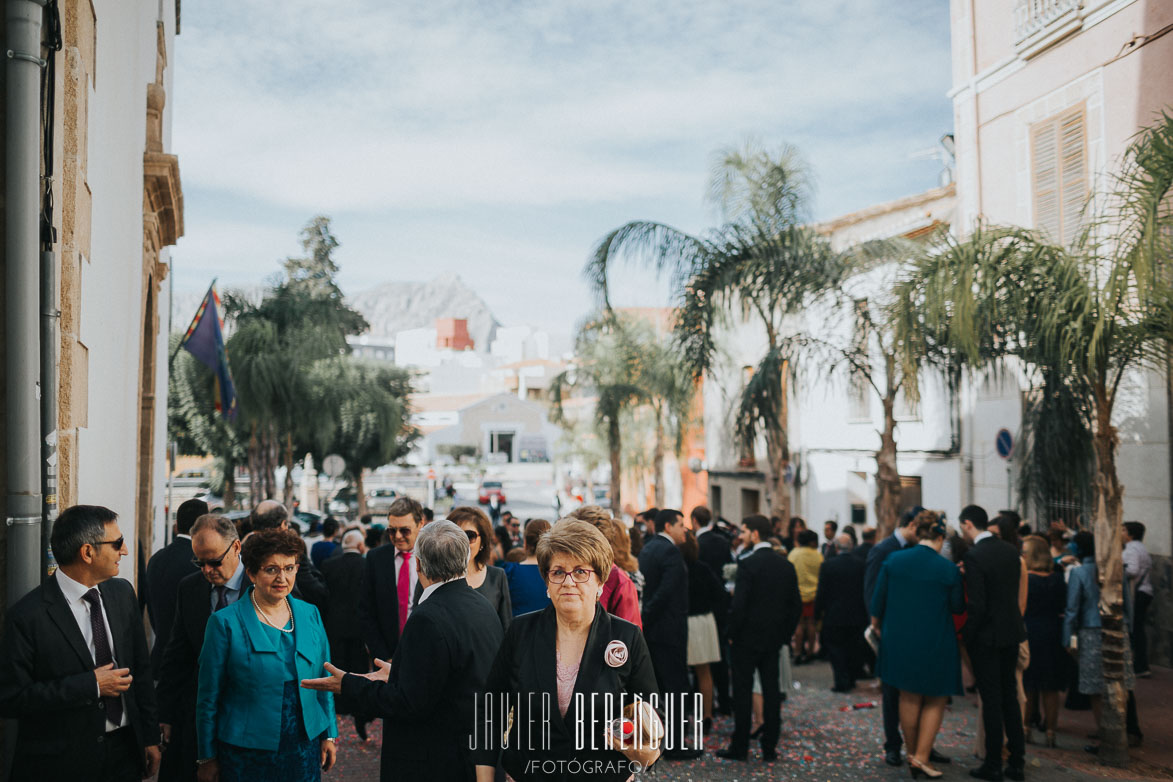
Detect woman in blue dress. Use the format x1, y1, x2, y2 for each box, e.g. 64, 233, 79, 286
196, 529, 337, 781
870, 512, 964, 780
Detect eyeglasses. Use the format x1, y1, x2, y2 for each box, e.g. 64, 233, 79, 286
547, 567, 595, 584
192, 541, 234, 569
259, 564, 298, 578
389, 526, 415, 538
464, 529, 479, 542
95, 537, 125, 550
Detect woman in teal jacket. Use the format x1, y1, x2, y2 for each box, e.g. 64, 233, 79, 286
870, 512, 963, 780
196, 529, 338, 781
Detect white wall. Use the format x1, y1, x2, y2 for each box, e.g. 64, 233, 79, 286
77, 0, 178, 581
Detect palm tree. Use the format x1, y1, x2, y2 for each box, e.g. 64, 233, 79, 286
585, 142, 841, 520
549, 316, 649, 515
894, 114, 1173, 767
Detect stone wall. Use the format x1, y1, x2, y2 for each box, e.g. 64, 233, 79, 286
1148, 554, 1173, 668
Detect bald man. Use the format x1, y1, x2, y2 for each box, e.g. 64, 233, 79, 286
814, 533, 869, 692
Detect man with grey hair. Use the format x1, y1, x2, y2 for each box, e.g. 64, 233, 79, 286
156, 513, 245, 781
321, 528, 373, 739
303, 520, 504, 781
814, 532, 869, 694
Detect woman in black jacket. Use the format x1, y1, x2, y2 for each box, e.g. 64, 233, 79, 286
680, 529, 724, 734
474, 520, 662, 782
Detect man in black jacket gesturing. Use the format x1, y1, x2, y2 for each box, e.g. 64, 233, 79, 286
718, 515, 801, 762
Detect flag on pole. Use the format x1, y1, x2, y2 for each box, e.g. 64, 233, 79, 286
179, 282, 237, 420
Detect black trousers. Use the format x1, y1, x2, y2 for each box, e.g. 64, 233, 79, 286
822, 625, 867, 691
730, 642, 782, 753
968, 642, 1025, 768
1132, 591, 1152, 674
158, 716, 197, 782
647, 638, 694, 748
881, 681, 903, 752
711, 617, 732, 711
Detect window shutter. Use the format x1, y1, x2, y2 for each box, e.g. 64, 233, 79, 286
1031, 104, 1087, 245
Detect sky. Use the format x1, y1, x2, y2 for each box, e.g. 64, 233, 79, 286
172, 0, 955, 337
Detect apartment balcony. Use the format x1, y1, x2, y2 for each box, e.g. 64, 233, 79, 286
1014, 0, 1083, 59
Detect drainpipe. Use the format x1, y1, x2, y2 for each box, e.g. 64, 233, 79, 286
41, 248, 58, 576
6, 0, 46, 605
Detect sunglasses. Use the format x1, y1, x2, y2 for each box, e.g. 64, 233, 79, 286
192, 541, 235, 569
95, 537, 125, 550
464, 529, 479, 542
389, 526, 415, 538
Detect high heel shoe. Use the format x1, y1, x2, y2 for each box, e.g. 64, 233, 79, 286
909, 757, 944, 780
749, 725, 763, 740
1045, 730, 1056, 748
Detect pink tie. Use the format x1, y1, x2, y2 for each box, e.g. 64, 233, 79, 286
398, 551, 412, 634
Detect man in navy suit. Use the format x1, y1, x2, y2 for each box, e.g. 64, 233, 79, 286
638, 508, 702, 758
145, 498, 207, 673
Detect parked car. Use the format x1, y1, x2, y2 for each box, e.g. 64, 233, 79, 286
477, 480, 506, 506
293, 509, 325, 534
592, 486, 611, 509
327, 486, 358, 517
366, 488, 400, 515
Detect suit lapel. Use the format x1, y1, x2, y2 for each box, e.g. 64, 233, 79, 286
43, 577, 95, 669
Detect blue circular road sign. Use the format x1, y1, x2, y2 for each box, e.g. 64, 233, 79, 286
995, 428, 1014, 460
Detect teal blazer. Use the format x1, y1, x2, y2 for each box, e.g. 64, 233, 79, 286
196, 588, 336, 758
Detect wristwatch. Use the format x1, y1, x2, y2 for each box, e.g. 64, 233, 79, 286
196, 758, 215, 766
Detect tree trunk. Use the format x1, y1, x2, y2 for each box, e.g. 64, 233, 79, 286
355, 468, 368, 519
264, 423, 279, 501
282, 432, 295, 509
224, 459, 236, 510
766, 366, 791, 522
248, 423, 262, 508
608, 415, 622, 519
875, 359, 903, 538
1091, 385, 1128, 767
653, 407, 666, 508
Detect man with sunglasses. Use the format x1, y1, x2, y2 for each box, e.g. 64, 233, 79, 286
359, 496, 426, 663
155, 513, 246, 781
0, 504, 161, 781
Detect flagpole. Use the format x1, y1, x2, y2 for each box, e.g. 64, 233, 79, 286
169, 278, 218, 365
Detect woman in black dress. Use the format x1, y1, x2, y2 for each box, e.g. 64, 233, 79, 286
450, 505, 513, 630
1021, 535, 1066, 747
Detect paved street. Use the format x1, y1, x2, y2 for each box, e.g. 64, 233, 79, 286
328, 660, 1173, 781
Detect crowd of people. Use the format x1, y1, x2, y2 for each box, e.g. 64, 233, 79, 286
0, 494, 1155, 782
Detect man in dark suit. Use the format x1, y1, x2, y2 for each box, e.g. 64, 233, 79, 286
814, 532, 869, 692
302, 520, 503, 781
693, 505, 733, 714
155, 513, 246, 781
865, 508, 924, 767
0, 504, 161, 781
853, 526, 877, 560
145, 498, 207, 674
321, 528, 374, 738
718, 514, 801, 762
638, 508, 701, 758
359, 496, 427, 663
960, 504, 1028, 782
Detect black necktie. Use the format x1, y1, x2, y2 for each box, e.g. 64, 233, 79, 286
82, 588, 123, 726
214, 585, 228, 611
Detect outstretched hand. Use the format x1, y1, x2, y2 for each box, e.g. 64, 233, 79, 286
301, 662, 347, 694
358, 658, 391, 683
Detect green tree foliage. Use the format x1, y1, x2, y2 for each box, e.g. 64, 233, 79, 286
585, 142, 840, 519
894, 114, 1173, 767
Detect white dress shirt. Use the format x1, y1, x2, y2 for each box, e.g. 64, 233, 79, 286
394, 548, 421, 619
1123, 540, 1153, 596
418, 575, 466, 605
54, 569, 129, 731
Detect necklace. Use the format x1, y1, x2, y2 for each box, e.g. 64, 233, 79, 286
251, 592, 294, 633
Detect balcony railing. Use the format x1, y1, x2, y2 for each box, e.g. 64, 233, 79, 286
1014, 0, 1083, 56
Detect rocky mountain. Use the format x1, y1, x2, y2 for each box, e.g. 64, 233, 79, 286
347, 273, 499, 350
170, 274, 499, 350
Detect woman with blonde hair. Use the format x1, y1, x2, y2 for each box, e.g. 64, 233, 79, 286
475, 521, 662, 781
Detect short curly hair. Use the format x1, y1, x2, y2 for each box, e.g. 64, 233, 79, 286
538, 520, 613, 583
241, 529, 305, 574
447, 505, 493, 569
